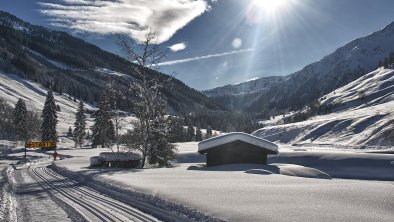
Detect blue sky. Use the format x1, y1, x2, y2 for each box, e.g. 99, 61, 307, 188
1, 0, 394, 90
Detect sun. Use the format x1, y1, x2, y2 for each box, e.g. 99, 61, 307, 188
245, 0, 291, 24
251, 0, 287, 14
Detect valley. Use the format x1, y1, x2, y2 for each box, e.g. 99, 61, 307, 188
1, 3, 394, 222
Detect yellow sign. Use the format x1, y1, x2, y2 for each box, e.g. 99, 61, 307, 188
25, 141, 56, 149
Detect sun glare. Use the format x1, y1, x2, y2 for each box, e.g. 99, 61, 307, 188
245, 0, 289, 24
252, 0, 287, 14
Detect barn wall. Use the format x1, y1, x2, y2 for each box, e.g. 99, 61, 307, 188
206, 141, 268, 166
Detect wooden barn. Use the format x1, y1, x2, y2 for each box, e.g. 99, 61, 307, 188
198, 132, 278, 166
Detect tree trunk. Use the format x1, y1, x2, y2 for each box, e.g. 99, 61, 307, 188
140, 150, 146, 168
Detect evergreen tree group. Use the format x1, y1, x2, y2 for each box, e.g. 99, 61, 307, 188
0, 98, 41, 140
91, 92, 115, 148
186, 119, 195, 142
41, 90, 58, 144
195, 125, 203, 141
74, 101, 86, 148
206, 125, 213, 139
167, 116, 186, 143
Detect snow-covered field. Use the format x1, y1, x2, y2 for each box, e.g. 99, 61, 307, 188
48, 142, 394, 222
255, 68, 394, 147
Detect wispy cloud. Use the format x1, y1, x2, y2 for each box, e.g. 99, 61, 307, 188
169, 42, 187, 52
157, 48, 255, 66
38, 0, 210, 43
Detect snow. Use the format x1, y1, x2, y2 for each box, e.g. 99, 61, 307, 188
0, 71, 95, 134
198, 132, 278, 153
95, 67, 126, 77
13, 163, 72, 222
0, 167, 17, 222
320, 67, 394, 110
48, 142, 394, 221
254, 68, 394, 147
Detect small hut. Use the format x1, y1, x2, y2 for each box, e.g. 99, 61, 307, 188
198, 132, 278, 166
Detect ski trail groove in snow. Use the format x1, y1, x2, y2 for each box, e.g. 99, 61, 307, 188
30, 168, 114, 222
41, 167, 155, 222
28, 164, 160, 222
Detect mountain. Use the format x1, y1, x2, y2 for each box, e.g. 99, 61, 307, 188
205, 21, 394, 113
203, 76, 286, 97
0, 11, 226, 113
253, 67, 394, 147
203, 76, 286, 111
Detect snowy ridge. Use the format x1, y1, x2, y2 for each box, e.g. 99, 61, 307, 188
198, 132, 278, 153
204, 76, 285, 97
0, 11, 29, 32
253, 68, 394, 147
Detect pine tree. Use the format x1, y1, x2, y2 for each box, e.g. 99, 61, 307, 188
73, 101, 86, 148
378, 60, 383, 68
206, 125, 213, 139
91, 92, 115, 148
167, 116, 185, 142
25, 112, 42, 140
86, 130, 90, 140
41, 90, 58, 145
195, 125, 203, 141
384, 58, 389, 68
186, 122, 195, 141
13, 98, 27, 140
147, 95, 177, 167
67, 126, 73, 137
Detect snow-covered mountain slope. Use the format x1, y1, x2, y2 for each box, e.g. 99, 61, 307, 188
253, 68, 394, 147
0, 71, 95, 135
319, 67, 394, 111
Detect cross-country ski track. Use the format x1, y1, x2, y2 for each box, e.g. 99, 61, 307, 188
14, 161, 161, 222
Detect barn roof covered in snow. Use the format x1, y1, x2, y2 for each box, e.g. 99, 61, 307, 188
198, 132, 278, 154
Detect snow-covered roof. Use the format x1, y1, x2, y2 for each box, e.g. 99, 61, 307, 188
198, 132, 278, 154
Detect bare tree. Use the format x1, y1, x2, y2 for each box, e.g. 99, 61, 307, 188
105, 81, 126, 164
117, 32, 176, 168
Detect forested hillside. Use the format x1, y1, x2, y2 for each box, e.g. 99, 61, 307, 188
0, 11, 225, 113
